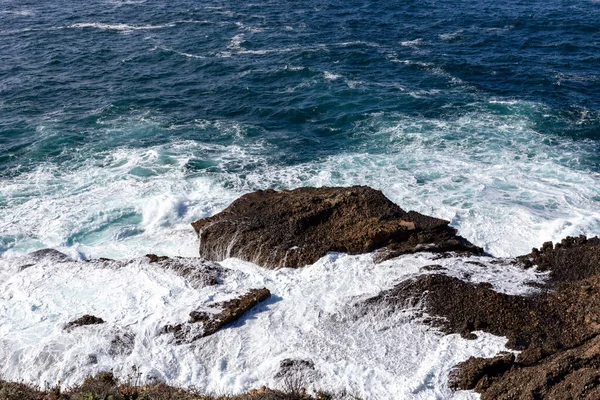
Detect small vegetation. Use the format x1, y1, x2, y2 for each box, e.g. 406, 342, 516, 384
0, 371, 332, 400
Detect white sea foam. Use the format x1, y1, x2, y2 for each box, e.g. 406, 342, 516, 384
68, 22, 173, 32
1, 10, 34, 16
400, 38, 423, 48
1, 101, 598, 397
439, 30, 464, 41
1, 104, 599, 259
154, 45, 206, 59
323, 71, 342, 81
0, 252, 544, 397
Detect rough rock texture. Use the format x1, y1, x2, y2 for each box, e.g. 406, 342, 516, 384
19, 248, 72, 271
365, 235, 600, 398
451, 334, 600, 400
64, 315, 105, 331
449, 352, 516, 392
164, 288, 271, 343
145, 254, 223, 288
367, 273, 600, 364
519, 235, 600, 286
191, 186, 480, 268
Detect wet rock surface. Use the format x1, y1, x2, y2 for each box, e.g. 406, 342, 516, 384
275, 358, 320, 385
28, 248, 71, 261
191, 186, 480, 268
164, 288, 271, 343
144, 254, 223, 288
64, 315, 105, 331
365, 235, 600, 398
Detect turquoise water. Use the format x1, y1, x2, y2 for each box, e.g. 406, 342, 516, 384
1, 0, 600, 258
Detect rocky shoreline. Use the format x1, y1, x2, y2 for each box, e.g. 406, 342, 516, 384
8, 186, 600, 399
191, 186, 600, 399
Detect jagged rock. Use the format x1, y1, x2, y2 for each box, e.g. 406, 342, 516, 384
164, 288, 271, 343
144, 254, 223, 288
145, 254, 170, 263
366, 273, 600, 365
519, 235, 600, 286
465, 335, 600, 400
191, 186, 480, 268
64, 315, 104, 331
364, 235, 600, 398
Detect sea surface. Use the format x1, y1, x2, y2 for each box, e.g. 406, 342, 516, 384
1, 0, 599, 398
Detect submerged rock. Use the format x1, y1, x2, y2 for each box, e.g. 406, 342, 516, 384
191, 186, 480, 268
164, 288, 271, 343
144, 254, 223, 288
64, 315, 105, 331
19, 248, 72, 270
108, 331, 136, 356
275, 359, 317, 379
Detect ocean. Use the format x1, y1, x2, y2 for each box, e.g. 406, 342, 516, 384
1, 0, 599, 397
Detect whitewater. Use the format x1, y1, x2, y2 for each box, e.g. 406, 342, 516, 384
0, 248, 546, 399
2, 0, 600, 397
0, 107, 598, 397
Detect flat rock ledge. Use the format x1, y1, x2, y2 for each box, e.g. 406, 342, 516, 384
163, 288, 271, 343
364, 235, 600, 399
192, 186, 481, 268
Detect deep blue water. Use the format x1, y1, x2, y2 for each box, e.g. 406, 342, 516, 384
1, 0, 600, 258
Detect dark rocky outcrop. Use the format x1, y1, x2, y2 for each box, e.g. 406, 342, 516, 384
164, 288, 271, 343
191, 186, 480, 268
19, 248, 72, 271
364, 235, 600, 398
449, 352, 516, 392
460, 335, 600, 400
519, 235, 600, 286
64, 315, 105, 331
28, 248, 71, 261
366, 273, 600, 364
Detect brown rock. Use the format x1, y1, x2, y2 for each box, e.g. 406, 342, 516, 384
164, 288, 271, 343
191, 186, 480, 268
449, 352, 515, 391
519, 235, 600, 286
476, 335, 600, 400
364, 235, 600, 398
